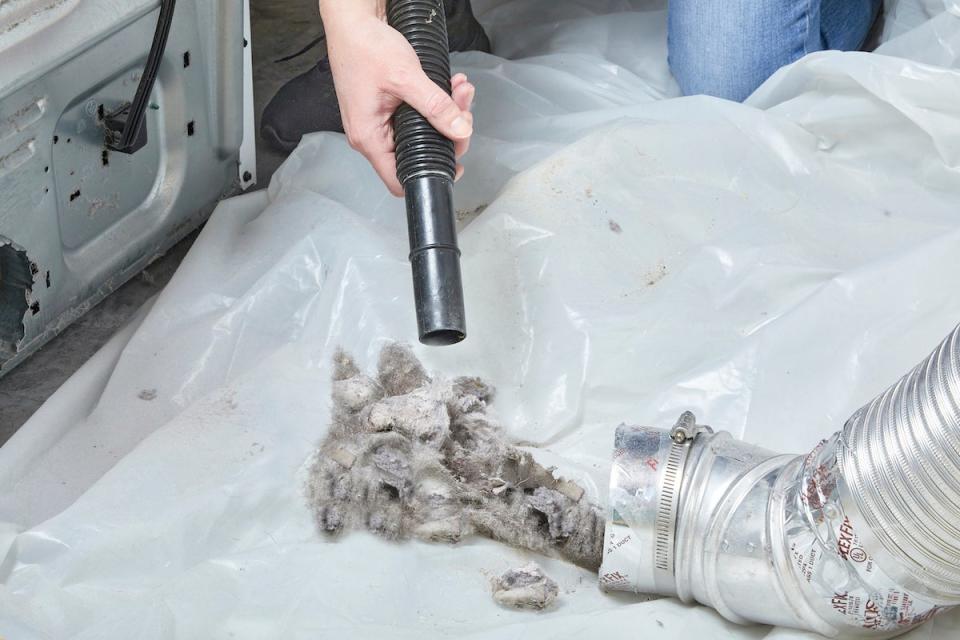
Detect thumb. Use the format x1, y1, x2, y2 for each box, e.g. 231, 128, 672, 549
398, 70, 473, 142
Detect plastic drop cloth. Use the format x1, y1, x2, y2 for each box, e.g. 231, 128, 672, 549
3, 0, 960, 637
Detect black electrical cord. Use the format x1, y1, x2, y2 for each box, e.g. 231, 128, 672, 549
274, 33, 326, 63
106, 0, 177, 153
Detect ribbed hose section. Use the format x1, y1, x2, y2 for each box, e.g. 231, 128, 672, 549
387, 0, 466, 345
840, 323, 960, 596
387, 0, 457, 183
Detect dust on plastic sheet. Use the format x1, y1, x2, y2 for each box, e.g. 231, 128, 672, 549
2, 0, 960, 638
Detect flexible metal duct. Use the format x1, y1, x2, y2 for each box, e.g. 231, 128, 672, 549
600, 324, 960, 637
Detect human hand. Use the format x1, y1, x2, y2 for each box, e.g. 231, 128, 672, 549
320, 0, 475, 196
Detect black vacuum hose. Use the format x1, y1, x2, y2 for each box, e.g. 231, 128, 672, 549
387, 0, 466, 346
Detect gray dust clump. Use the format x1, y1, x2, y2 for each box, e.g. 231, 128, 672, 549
306, 344, 605, 571
492, 563, 559, 610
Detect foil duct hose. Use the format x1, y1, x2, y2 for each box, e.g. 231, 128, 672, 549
601, 323, 960, 637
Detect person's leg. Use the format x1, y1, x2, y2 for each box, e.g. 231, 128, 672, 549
668, 0, 820, 102
820, 0, 881, 50
668, 0, 881, 102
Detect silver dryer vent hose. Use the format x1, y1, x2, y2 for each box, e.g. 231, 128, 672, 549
600, 323, 960, 637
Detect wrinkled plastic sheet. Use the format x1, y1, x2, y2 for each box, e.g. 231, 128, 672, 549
3, 0, 960, 637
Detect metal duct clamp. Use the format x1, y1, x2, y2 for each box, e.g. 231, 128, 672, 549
601, 412, 712, 595
388, 0, 467, 346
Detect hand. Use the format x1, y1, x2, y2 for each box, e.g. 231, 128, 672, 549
320, 0, 476, 196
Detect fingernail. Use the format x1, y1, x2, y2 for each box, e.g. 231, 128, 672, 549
451, 116, 472, 138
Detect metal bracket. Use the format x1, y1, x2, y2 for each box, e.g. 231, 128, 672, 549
670, 410, 713, 444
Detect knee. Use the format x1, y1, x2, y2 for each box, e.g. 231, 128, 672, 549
668, 46, 754, 102
668, 3, 808, 102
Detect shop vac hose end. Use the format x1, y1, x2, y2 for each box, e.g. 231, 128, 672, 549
406, 176, 465, 346
388, 0, 466, 346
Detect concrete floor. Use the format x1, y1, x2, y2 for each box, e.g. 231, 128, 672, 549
0, 0, 323, 445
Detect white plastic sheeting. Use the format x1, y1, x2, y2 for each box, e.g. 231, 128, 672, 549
3, 0, 960, 637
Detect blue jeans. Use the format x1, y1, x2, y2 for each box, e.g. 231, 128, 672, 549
668, 0, 882, 101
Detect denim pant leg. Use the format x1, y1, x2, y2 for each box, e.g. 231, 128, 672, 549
668, 0, 881, 102
820, 0, 882, 50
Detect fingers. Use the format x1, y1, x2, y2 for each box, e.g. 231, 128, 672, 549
344, 119, 404, 196
369, 150, 404, 197
381, 66, 477, 194
452, 77, 475, 111
451, 79, 475, 160
451, 72, 469, 90
361, 132, 404, 197
397, 68, 474, 143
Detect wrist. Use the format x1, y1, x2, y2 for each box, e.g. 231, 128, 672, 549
319, 0, 385, 27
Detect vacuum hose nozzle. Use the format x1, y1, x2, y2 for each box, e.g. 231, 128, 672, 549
388, 0, 466, 346
602, 323, 960, 637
